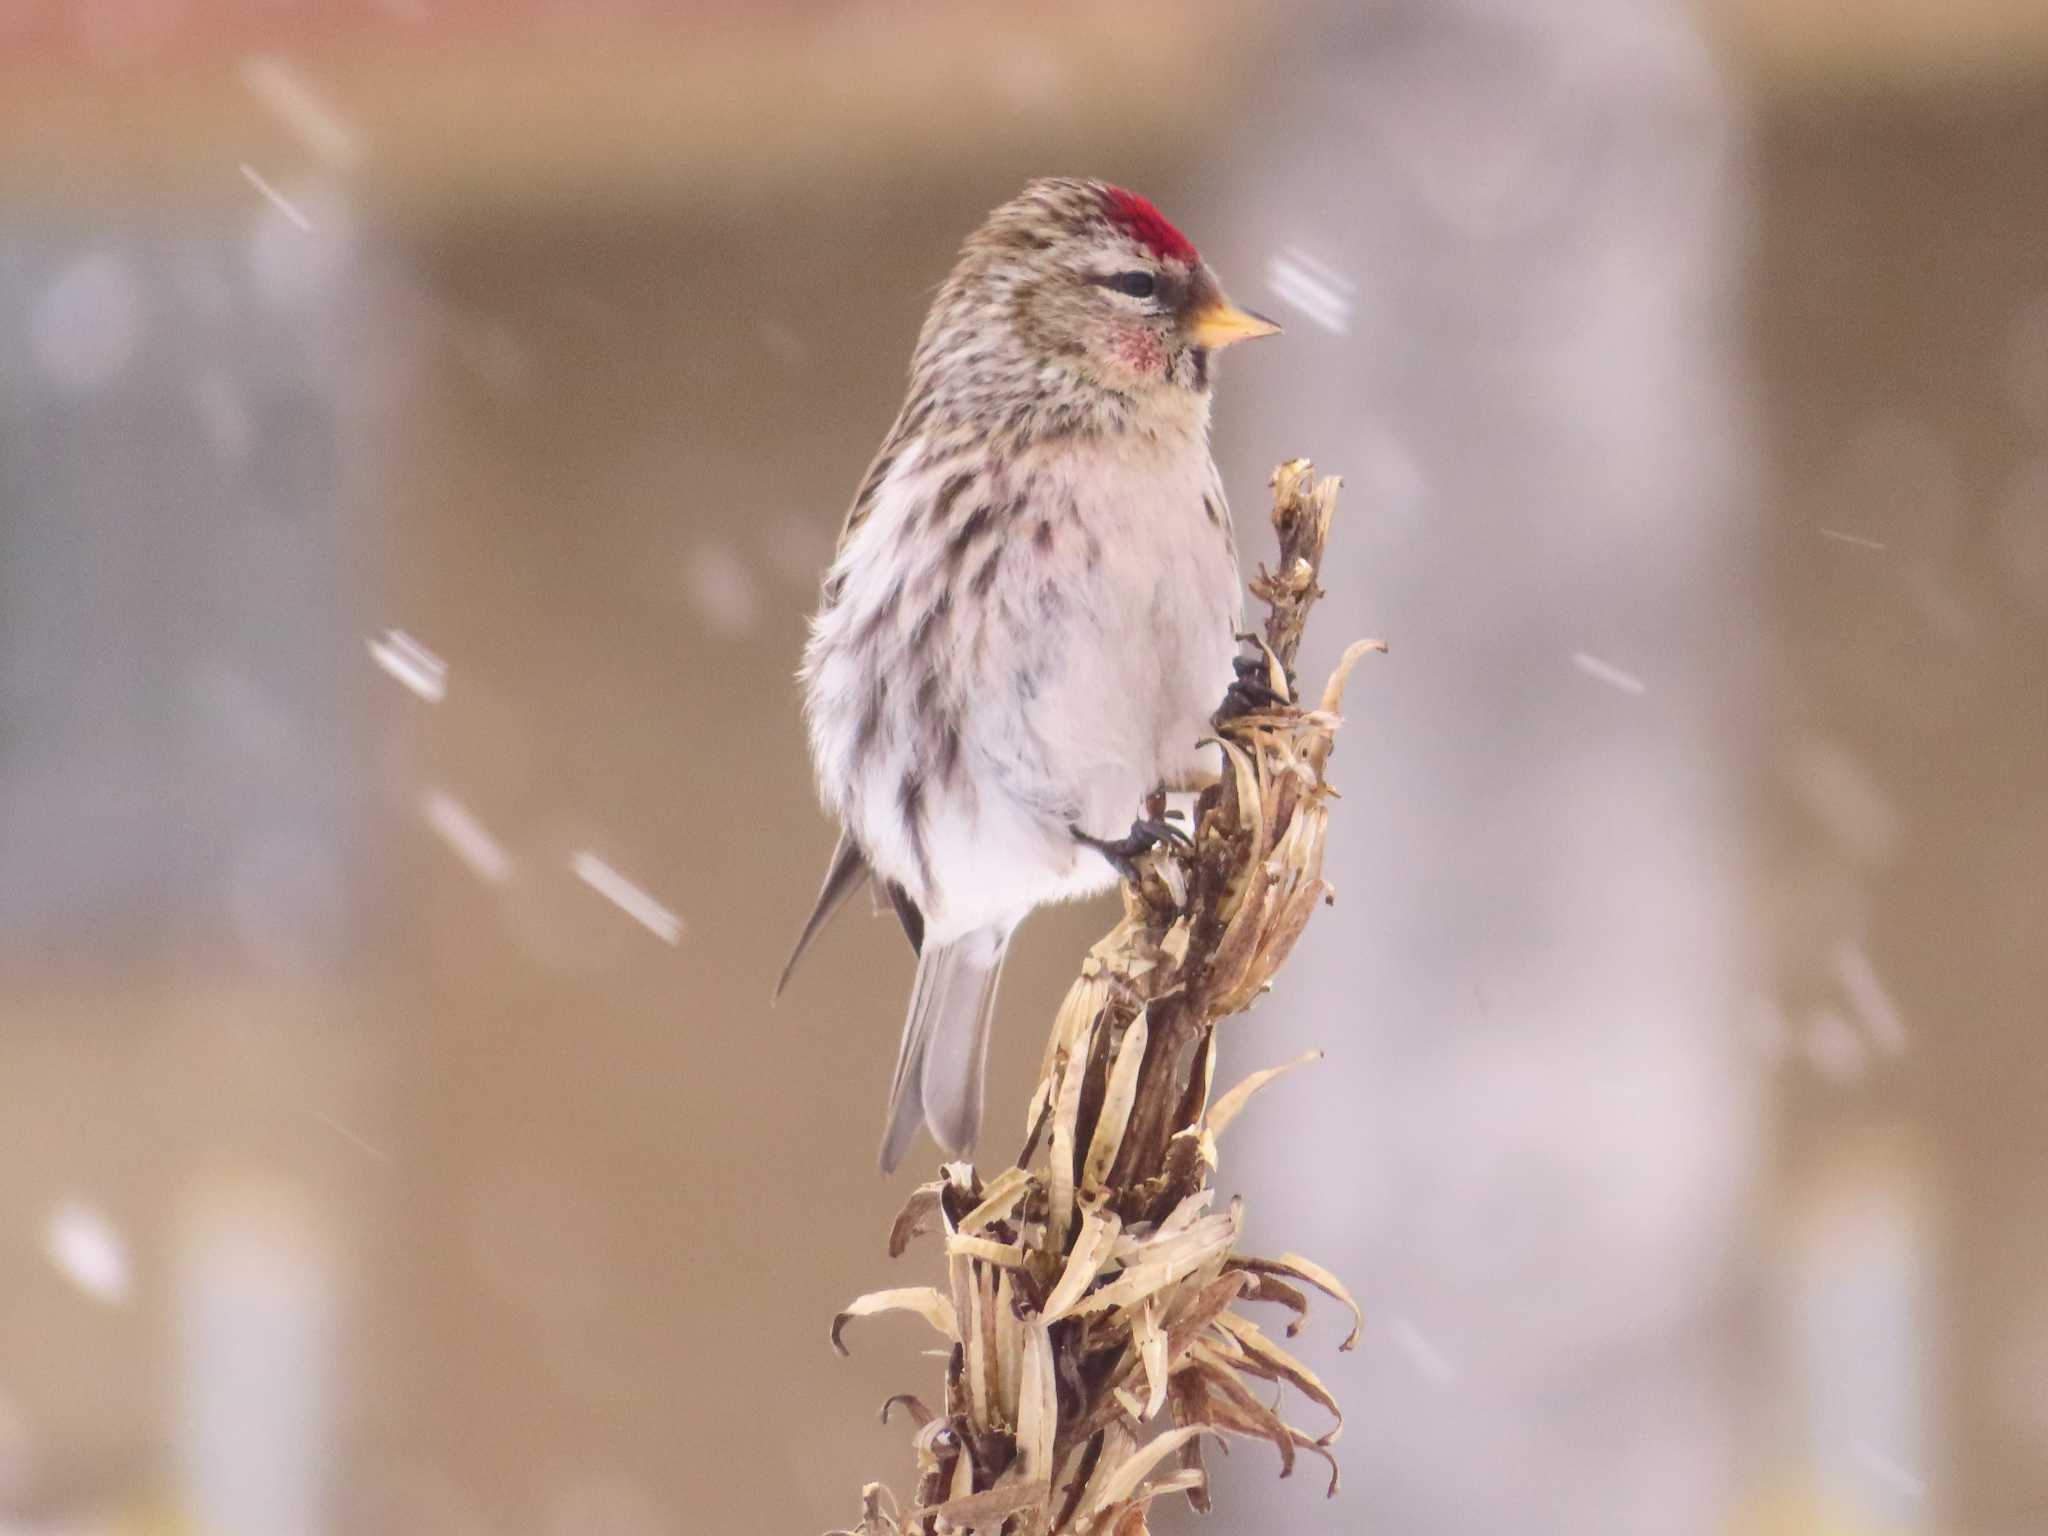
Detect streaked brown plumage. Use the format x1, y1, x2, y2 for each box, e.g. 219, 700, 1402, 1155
779, 178, 1279, 1172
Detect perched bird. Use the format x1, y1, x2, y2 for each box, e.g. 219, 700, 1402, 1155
779, 178, 1280, 1172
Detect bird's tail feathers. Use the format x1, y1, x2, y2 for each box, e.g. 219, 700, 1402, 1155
879, 927, 1009, 1174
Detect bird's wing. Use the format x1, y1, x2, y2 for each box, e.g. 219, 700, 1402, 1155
773, 830, 870, 999
883, 878, 924, 955
779, 403, 936, 996
773, 829, 924, 1000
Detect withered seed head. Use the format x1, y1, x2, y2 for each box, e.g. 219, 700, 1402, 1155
830, 463, 1379, 1534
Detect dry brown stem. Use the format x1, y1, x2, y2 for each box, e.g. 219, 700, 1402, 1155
828, 461, 1383, 1536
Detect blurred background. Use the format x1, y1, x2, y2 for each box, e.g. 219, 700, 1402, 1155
1, 1, 2044, 1532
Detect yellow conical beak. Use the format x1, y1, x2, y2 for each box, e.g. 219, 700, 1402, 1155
1189, 298, 1282, 350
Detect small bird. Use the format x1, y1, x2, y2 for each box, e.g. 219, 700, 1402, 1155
779, 178, 1279, 1172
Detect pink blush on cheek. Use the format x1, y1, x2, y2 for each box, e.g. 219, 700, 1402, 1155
1111, 324, 1167, 376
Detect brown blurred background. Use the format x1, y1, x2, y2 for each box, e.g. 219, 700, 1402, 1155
0, 2, 2044, 1533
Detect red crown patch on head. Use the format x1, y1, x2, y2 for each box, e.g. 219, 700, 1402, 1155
1100, 186, 1199, 265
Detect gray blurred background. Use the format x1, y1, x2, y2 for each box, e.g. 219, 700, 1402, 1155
1, 2, 2044, 1533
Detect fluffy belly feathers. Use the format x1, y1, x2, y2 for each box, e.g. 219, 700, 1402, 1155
804, 432, 1240, 937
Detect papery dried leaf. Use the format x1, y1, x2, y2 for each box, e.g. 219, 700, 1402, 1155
1163, 856, 1196, 913
966, 1263, 996, 1430
1211, 737, 1265, 875
1214, 1312, 1344, 1440
1015, 1320, 1058, 1482
1046, 1009, 1098, 1250
1074, 1422, 1137, 1524
1232, 1253, 1364, 1350
1056, 1326, 1164, 1453
1269, 456, 1310, 498
1272, 794, 1325, 881
1246, 631, 1289, 700
1112, 1211, 1237, 1274
1189, 1349, 1296, 1478
1233, 1270, 1312, 1337
948, 1248, 975, 1383
1167, 1368, 1211, 1427
1228, 1417, 1343, 1507
1168, 1388, 1213, 1516
823, 1481, 902, 1536
1075, 1425, 1212, 1520
958, 1166, 1034, 1234
1146, 1187, 1215, 1245
1190, 1348, 1342, 1495
1244, 874, 1330, 998
1317, 637, 1389, 717
1033, 966, 1107, 1131
1204, 866, 1278, 1006
890, 1182, 947, 1258
1183, 1030, 1217, 1131
1122, 1468, 1205, 1508
880, 1393, 935, 1427
1074, 1276, 1191, 1338
1041, 1202, 1123, 1321
1166, 1246, 1234, 1312
1083, 1010, 1149, 1189
1240, 765, 1282, 887
1161, 1271, 1250, 1364
949, 1437, 976, 1505
1195, 1323, 1247, 1365
1206, 1050, 1324, 1140
1283, 1426, 1342, 1498
1068, 1234, 1232, 1324
994, 1269, 1022, 1423
869, 1482, 904, 1533
1049, 1438, 1099, 1533
917, 1482, 1040, 1531
833, 1288, 960, 1355
1134, 1301, 1167, 1420
947, 1234, 1031, 1269
1216, 892, 1318, 1014
1252, 719, 1278, 803
1024, 1074, 1056, 1156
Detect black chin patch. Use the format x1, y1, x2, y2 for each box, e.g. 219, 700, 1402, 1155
1189, 346, 1210, 390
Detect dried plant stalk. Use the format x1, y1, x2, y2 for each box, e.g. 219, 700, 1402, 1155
829, 461, 1383, 1536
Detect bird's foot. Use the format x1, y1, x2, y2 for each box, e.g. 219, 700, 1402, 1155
1215, 643, 1297, 723
1071, 817, 1194, 884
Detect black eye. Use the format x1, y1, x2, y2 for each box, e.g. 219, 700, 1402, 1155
1106, 271, 1156, 299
